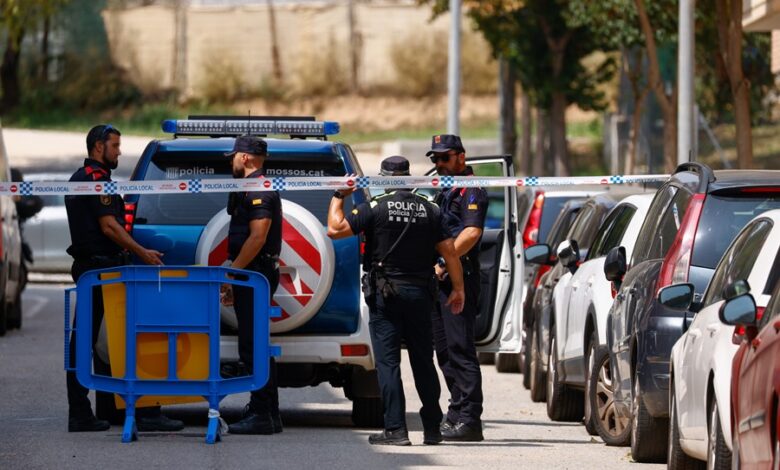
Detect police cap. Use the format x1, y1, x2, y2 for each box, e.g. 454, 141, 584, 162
225, 134, 268, 158
380, 156, 410, 176
425, 134, 465, 156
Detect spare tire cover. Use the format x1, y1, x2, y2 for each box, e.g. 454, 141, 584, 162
195, 199, 336, 333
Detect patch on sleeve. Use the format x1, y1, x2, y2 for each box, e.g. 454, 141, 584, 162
467, 204, 478, 210
252, 198, 262, 205
352, 209, 359, 214
100, 195, 112, 206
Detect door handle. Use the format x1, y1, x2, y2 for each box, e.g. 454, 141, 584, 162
706, 323, 720, 334
587, 278, 594, 287
500, 268, 510, 273
688, 329, 701, 339
628, 288, 638, 295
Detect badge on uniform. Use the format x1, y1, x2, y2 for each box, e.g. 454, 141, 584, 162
100, 195, 112, 206
468, 204, 478, 210
352, 209, 359, 214
252, 198, 262, 205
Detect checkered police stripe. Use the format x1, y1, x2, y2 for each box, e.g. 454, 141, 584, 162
0, 174, 670, 195
188, 179, 202, 193
272, 177, 286, 191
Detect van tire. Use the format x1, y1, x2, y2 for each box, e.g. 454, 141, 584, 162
7, 292, 21, 330
529, 323, 546, 402
0, 300, 7, 336
546, 336, 584, 421
522, 327, 532, 389
352, 397, 383, 428
478, 352, 495, 365
495, 352, 520, 373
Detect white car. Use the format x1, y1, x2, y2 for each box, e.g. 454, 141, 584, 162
553, 193, 653, 442
664, 209, 780, 468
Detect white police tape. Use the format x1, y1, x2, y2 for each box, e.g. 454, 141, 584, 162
1, 174, 671, 196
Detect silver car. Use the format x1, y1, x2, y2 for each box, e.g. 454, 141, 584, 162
23, 173, 71, 273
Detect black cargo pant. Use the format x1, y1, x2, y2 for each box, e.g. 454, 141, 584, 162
232, 263, 280, 418
66, 255, 123, 419
67, 254, 165, 421
369, 279, 442, 432
432, 265, 484, 427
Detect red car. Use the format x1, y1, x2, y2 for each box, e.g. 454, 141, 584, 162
720, 271, 780, 469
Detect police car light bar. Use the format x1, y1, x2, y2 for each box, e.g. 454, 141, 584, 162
161, 119, 340, 137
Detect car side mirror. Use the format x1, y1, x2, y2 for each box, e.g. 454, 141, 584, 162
657, 283, 695, 311
604, 246, 627, 283
722, 279, 751, 301
525, 244, 551, 265
557, 239, 580, 269
718, 293, 757, 327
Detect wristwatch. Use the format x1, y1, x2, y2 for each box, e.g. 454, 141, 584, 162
332, 191, 345, 199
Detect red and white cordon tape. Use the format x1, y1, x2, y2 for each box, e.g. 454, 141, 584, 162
2, 174, 671, 196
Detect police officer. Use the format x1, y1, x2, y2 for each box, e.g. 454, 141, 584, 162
65, 124, 183, 433
327, 156, 465, 446
222, 135, 282, 435
427, 134, 488, 441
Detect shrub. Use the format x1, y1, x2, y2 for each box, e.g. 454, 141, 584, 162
289, 34, 351, 98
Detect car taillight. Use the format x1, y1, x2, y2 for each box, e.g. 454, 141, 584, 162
657, 193, 705, 291
124, 202, 136, 233
523, 192, 545, 248
341, 344, 369, 356
756, 306, 766, 321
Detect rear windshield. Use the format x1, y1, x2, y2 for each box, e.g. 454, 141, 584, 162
135, 150, 350, 225
692, 193, 780, 269
539, 196, 577, 244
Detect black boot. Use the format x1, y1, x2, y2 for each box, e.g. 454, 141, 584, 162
441, 421, 483, 442
368, 428, 411, 446
423, 427, 443, 445
271, 412, 283, 434
229, 410, 274, 435
68, 412, 110, 432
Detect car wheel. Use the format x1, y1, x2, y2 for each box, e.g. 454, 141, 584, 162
707, 397, 732, 470
522, 327, 532, 390
495, 352, 520, 373
0, 300, 7, 336
546, 336, 584, 421
590, 344, 631, 446
630, 368, 669, 462
583, 333, 598, 435
351, 396, 383, 428
7, 292, 21, 330
668, 385, 704, 469
529, 321, 546, 402
478, 352, 495, 365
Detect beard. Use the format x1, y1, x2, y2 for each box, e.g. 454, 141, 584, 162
232, 166, 243, 178
102, 149, 119, 170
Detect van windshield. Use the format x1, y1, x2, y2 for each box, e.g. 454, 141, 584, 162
135, 150, 349, 225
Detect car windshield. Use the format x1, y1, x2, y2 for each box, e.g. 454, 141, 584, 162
692, 192, 780, 269
135, 150, 350, 225
539, 196, 577, 244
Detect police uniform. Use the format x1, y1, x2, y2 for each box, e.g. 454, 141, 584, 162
64, 158, 129, 424
428, 137, 489, 435
345, 157, 446, 443
227, 164, 283, 433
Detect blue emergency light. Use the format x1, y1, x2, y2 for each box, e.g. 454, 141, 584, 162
161, 118, 340, 137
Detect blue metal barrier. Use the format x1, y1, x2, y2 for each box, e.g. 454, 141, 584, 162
64, 265, 282, 443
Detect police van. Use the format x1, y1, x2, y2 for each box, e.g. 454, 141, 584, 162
126, 116, 526, 426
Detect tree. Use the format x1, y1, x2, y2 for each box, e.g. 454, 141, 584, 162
0, 0, 70, 111
428, 0, 614, 176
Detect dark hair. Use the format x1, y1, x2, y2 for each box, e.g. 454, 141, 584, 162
86, 124, 121, 154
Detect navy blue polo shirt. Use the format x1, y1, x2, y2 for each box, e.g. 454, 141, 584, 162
227, 169, 283, 262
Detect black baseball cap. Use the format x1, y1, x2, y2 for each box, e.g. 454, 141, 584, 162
380, 156, 410, 176
225, 134, 268, 157
425, 134, 464, 156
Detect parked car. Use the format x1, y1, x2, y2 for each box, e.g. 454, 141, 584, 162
551, 193, 654, 443
720, 262, 780, 469
22, 172, 72, 273
522, 198, 588, 389
0, 127, 26, 335
525, 192, 625, 404
604, 163, 780, 462
126, 117, 528, 427
664, 209, 780, 469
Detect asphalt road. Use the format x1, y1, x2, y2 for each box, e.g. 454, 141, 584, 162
0, 283, 664, 469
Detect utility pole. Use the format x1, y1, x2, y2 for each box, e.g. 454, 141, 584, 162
172, 0, 189, 98
677, 0, 695, 165
447, 0, 461, 135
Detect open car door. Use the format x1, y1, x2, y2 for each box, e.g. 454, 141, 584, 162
422, 155, 522, 351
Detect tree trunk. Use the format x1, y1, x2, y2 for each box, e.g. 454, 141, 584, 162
533, 107, 547, 176
40, 15, 50, 82
1, 30, 24, 112
267, 0, 283, 82
347, 0, 360, 91
634, 0, 677, 172
716, 0, 753, 168
625, 48, 648, 174
521, 91, 532, 175
550, 91, 569, 176
499, 57, 517, 163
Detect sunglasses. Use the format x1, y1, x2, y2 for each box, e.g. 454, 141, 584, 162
100, 124, 115, 141
429, 151, 458, 164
